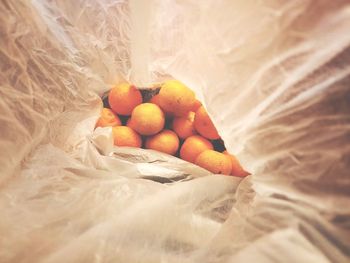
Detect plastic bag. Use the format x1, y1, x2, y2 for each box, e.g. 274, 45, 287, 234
0, 0, 349, 262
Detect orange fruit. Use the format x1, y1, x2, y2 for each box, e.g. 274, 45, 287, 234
149, 94, 161, 105
195, 150, 232, 175
180, 135, 213, 163
172, 111, 197, 139
149, 94, 172, 116
145, 130, 179, 155
194, 106, 220, 140
129, 103, 165, 135
192, 99, 202, 111
95, 108, 121, 128
126, 118, 132, 128
112, 126, 142, 147
108, 83, 142, 115
224, 151, 250, 177
158, 80, 195, 117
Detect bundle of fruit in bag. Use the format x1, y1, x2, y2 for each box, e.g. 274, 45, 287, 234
95, 80, 249, 177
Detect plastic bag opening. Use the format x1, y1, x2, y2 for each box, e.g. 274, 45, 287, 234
0, 0, 350, 262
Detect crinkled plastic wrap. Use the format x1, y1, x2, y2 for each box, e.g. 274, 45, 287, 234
1, 0, 350, 262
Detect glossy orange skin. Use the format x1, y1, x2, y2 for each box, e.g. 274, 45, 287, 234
108, 83, 142, 115
112, 126, 142, 147
194, 106, 220, 140
180, 135, 213, 163
145, 130, 179, 155
172, 111, 197, 139
95, 108, 121, 128
191, 99, 202, 111
149, 94, 173, 116
158, 80, 195, 117
224, 151, 250, 177
195, 150, 232, 175
129, 103, 165, 136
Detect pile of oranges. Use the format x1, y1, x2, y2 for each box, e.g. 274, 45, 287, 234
95, 80, 249, 177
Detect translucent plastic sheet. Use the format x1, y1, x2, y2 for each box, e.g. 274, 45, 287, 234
0, 0, 350, 262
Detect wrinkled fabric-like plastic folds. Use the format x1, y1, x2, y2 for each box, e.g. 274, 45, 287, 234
0, 0, 349, 262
